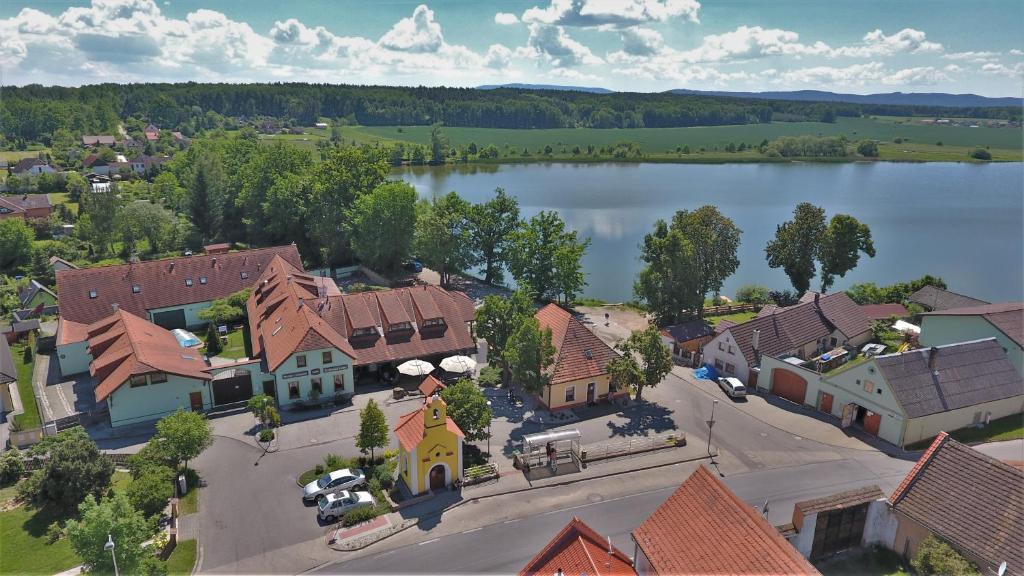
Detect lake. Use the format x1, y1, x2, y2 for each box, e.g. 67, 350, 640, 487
398, 162, 1024, 304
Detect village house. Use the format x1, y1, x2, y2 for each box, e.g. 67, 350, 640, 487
18, 279, 57, 309
0, 193, 53, 220
394, 388, 465, 496
908, 285, 988, 312
659, 319, 715, 365
519, 517, 636, 576
144, 124, 160, 141
10, 158, 57, 175
701, 292, 872, 385
759, 338, 1023, 446
888, 433, 1023, 573
534, 303, 623, 411
54, 245, 302, 377
48, 256, 78, 273
81, 135, 117, 147
919, 302, 1023, 374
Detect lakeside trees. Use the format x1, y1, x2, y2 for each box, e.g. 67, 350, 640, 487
507, 211, 591, 304
415, 192, 475, 286
469, 188, 520, 285
351, 182, 418, 273
475, 290, 534, 386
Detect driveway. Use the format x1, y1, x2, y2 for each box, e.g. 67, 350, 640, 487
31, 352, 96, 423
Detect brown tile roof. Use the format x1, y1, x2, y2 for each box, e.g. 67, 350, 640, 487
56, 245, 302, 337
632, 466, 819, 576
393, 397, 464, 452
909, 285, 989, 311
922, 302, 1024, 347
860, 303, 910, 320
890, 434, 1024, 573
57, 317, 90, 346
661, 319, 715, 343
1, 193, 51, 211
536, 304, 619, 385
82, 135, 116, 146
87, 309, 210, 402
794, 485, 885, 518
720, 292, 871, 366
871, 338, 1024, 419
521, 517, 636, 576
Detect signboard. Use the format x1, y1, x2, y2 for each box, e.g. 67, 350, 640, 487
281, 370, 309, 379
324, 365, 349, 373
310, 369, 321, 375
841, 403, 856, 428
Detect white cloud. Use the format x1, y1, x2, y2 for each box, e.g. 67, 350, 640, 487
942, 50, 1000, 62
981, 62, 1024, 77
1010, 48, 1023, 56
830, 28, 942, 58
522, 0, 700, 28
617, 27, 663, 56
485, 43, 513, 68
679, 25, 832, 63
881, 66, 949, 85
525, 23, 603, 66
771, 62, 887, 86
494, 12, 519, 25
378, 4, 443, 53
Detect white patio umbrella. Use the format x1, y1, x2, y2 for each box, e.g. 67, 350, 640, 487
397, 359, 434, 376
440, 355, 477, 373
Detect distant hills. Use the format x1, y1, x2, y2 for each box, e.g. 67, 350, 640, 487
478, 83, 1020, 108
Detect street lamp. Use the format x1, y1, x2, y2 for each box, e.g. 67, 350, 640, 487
706, 399, 719, 458
486, 400, 493, 460
104, 534, 119, 576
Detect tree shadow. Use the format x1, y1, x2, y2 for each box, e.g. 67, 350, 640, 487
605, 400, 677, 438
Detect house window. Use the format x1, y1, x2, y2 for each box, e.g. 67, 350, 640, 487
333, 374, 345, 390
240, 272, 249, 280
150, 372, 167, 384
322, 351, 333, 364
288, 381, 300, 399
130, 375, 148, 388
311, 378, 322, 394
718, 342, 725, 351
863, 380, 875, 393
727, 345, 734, 354
388, 322, 412, 332
296, 355, 307, 368
725, 363, 735, 375
200, 276, 208, 285
830, 337, 838, 348
132, 285, 141, 294
89, 290, 98, 299
565, 386, 575, 403
714, 359, 724, 371
185, 278, 194, 287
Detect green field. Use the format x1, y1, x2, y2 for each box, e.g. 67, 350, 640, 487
350, 117, 1022, 155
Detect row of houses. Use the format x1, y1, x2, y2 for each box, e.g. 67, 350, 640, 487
82, 125, 188, 148
521, 433, 1023, 575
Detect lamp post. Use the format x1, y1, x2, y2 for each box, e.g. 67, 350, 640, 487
104, 534, 119, 576
486, 400, 493, 460
706, 399, 719, 458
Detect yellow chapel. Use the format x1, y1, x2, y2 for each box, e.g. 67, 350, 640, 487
394, 378, 465, 495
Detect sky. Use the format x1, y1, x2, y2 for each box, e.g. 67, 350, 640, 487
1, 0, 1022, 96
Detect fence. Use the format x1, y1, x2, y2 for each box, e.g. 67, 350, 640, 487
21, 450, 132, 472
703, 303, 762, 317
463, 463, 499, 485
579, 432, 686, 463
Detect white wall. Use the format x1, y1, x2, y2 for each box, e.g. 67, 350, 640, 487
107, 373, 212, 427
701, 330, 751, 382
863, 500, 899, 548
56, 340, 91, 377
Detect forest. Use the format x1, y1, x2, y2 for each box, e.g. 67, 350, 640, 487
3, 83, 1020, 143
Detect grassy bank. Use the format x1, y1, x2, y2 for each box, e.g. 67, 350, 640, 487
166, 539, 197, 575
905, 414, 1024, 450
10, 343, 41, 431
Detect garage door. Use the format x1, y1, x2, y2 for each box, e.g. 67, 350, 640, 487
863, 411, 882, 437
772, 369, 808, 405
152, 309, 186, 330
212, 373, 254, 406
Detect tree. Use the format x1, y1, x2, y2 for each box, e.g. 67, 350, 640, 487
819, 214, 875, 292
151, 171, 187, 212
856, 140, 879, 157
607, 326, 672, 401
507, 211, 590, 303
634, 219, 701, 325
351, 181, 418, 273
154, 410, 213, 471
734, 284, 771, 304
197, 299, 243, 325
440, 379, 493, 442
475, 290, 534, 385
504, 317, 555, 396
38, 427, 114, 512
414, 192, 475, 286
765, 203, 827, 294
188, 155, 225, 244
430, 123, 449, 164
356, 399, 388, 460
0, 218, 35, 274
204, 323, 223, 356
912, 536, 979, 576
469, 188, 520, 285
671, 206, 742, 319
970, 148, 992, 160
66, 493, 152, 574
127, 464, 174, 517
119, 201, 177, 255
65, 171, 89, 203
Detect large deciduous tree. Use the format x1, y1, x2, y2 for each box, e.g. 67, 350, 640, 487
507, 211, 590, 304
607, 326, 673, 401
469, 188, 520, 285
38, 427, 114, 512
503, 317, 556, 396
819, 214, 875, 292
154, 410, 213, 472
0, 218, 35, 275
351, 181, 418, 273
673, 206, 742, 318
414, 192, 475, 286
66, 493, 153, 574
475, 290, 534, 385
440, 379, 493, 442
634, 220, 699, 326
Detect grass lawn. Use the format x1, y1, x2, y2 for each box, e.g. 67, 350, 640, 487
10, 343, 41, 430
0, 504, 80, 575
906, 413, 1024, 450
165, 539, 197, 575
816, 546, 910, 576
706, 311, 757, 326
111, 471, 132, 495
178, 469, 201, 515
824, 354, 871, 376
0, 149, 50, 163
220, 329, 247, 359
48, 192, 79, 215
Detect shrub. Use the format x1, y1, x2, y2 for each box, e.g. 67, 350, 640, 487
0, 448, 25, 484
342, 506, 377, 527
372, 461, 396, 489
314, 463, 325, 475
970, 148, 992, 160
127, 465, 174, 518
204, 323, 222, 356
477, 365, 501, 388
258, 429, 275, 442
323, 453, 357, 471
856, 140, 879, 157
382, 448, 399, 460
367, 477, 382, 494
46, 522, 63, 544
38, 428, 114, 512
734, 284, 771, 305
912, 536, 978, 575
17, 470, 44, 503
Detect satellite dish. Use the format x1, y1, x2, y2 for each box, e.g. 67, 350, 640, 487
997, 561, 1007, 576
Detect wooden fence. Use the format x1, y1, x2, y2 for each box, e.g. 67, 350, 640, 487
703, 303, 762, 317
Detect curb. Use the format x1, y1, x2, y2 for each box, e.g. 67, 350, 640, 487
326, 449, 714, 552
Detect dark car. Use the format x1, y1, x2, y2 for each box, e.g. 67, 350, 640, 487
404, 259, 423, 272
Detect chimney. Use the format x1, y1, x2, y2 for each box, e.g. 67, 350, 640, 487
814, 292, 820, 305
111, 303, 119, 312
211, 257, 217, 267
169, 262, 175, 273
928, 346, 940, 373
752, 329, 760, 351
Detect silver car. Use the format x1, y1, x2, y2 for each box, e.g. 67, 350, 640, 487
718, 377, 747, 398
302, 468, 366, 501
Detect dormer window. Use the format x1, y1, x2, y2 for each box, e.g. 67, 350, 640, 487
352, 327, 377, 337
388, 321, 412, 332
422, 318, 445, 327
132, 285, 141, 294
185, 278, 194, 287
199, 276, 208, 284
89, 290, 98, 299
240, 272, 249, 280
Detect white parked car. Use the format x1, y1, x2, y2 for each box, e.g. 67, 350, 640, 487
718, 377, 747, 398
302, 468, 366, 501
317, 490, 376, 522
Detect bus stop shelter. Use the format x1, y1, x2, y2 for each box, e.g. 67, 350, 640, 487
518, 429, 582, 473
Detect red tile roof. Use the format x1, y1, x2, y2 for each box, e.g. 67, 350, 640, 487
418, 375, 446, 397
521, 517, 636, 576
632, 466, 819, 575
393, 397, 464, 452
535, 304, 619, 385
57, 245, 302, 338
87, 309, 210, 402
860, 303, 910, 320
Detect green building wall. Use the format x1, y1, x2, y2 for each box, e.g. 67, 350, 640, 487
271, 347, 354, 408
107, 373, 212, 428
920, 316, 1024, 375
